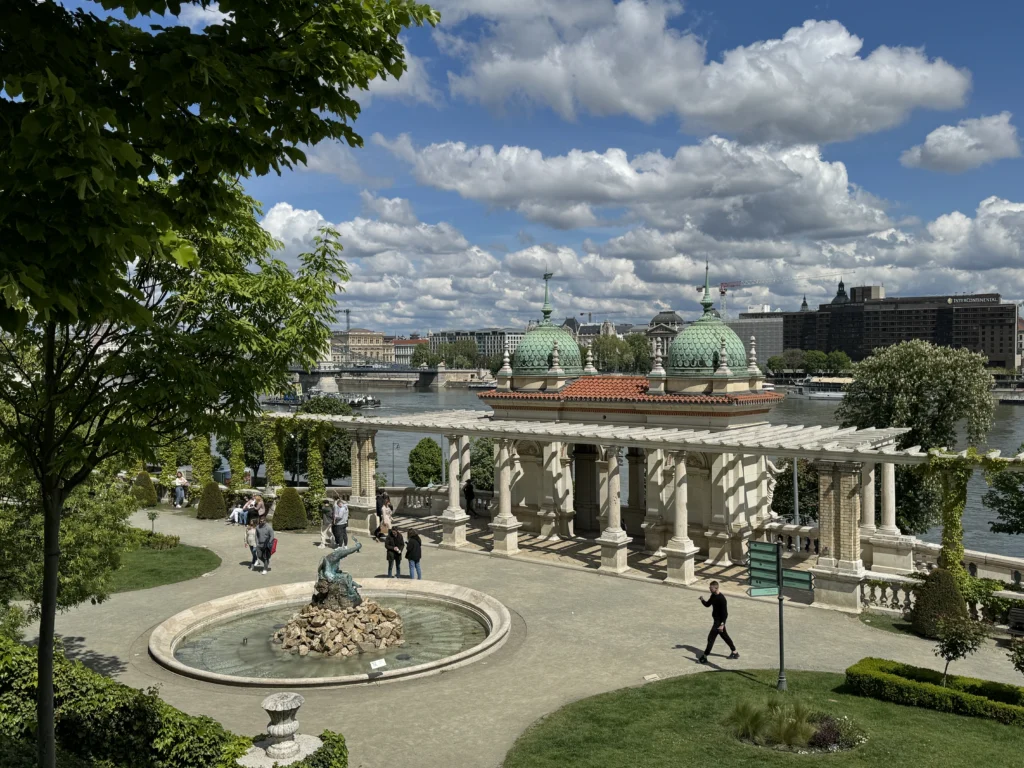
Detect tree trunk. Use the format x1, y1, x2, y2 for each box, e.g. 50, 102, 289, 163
942, 660, 950, 687
37, 488, 63, 768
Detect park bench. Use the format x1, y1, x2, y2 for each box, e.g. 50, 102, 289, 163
1009, 605, 1024, 638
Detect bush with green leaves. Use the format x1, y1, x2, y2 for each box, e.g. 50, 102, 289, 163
273, 487, 307, 531
408, 438, 443, 487
133, 471, 158, 508
195, 482, 226, 521
0, 636, 349, 767
911, 568, 968, 639
1008, 641, 1024, 681
724, 697, 848, 751
807, 714, 866, 751
845, 657, 1024, 726
934, 617, 988, 686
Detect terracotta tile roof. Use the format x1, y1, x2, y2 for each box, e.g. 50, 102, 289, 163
477, 376, 785, 405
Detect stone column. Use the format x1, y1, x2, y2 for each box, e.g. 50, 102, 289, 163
489, 438, 522, 556
595, 445, 631, 573
459, 435, 471, 510
860, 463, 876, 534
663, 451, 700, 584
810, 461, 865, 612
365, 433, 377, 496
556, 444, 576, 538
347, 431, 374, 535
641, 449, 668, 552
880, 462, 898, 534
439, 434, 470, 549
623, 448, 646, 534
537, 442, 561, 539
868, 461, 915, 574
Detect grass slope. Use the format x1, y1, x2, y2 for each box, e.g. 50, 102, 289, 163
108, 544, 221, 594
503, 669, 1019, 768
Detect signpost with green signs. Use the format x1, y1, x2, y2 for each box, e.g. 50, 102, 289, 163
747, 540, 814, 691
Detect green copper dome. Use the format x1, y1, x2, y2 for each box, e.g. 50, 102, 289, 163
667, 264, 748, 376
512, 274, 584, 376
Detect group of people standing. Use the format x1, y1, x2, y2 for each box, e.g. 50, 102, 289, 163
243, 513, 275, 575
373, 489, 423, 579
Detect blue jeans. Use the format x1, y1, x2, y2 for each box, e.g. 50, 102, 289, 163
408, 560, 421, 579
174, 486, 185, 505
250, 546, 259, 568
387, 558, 401, 577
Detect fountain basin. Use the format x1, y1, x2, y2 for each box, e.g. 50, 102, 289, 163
149, 579, 511, 686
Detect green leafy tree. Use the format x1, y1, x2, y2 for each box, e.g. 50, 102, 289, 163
837, 340, 994, 534
132, 471, 158, 508
1009, 640, 1024, 681
983, 441, 1024, 535
408, 438, 443, 487
769, 459, 819, 523
2, 0, 441, 757
190, 434, 214, 490
284, 395, 353, 485
623, 334, 652, 374
410, 344, 440, 368
483, 354, 504, 377
802, 350, 828, 374
470, 438, 495, 492
782, 349, 806, 371
0, 460, 136, 641
273, 487, 307, 531
228, 437, 246, 489
375, 470, 389, 488
766, 355, 785, 373
824, 350, 852, 374
590, 335, 633, 372
934, 616, 988, 686
240, 421, 265, 482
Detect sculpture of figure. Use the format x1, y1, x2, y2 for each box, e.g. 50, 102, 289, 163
313, 539, 363, 610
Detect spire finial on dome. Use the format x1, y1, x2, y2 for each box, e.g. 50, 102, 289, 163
650, 338, 666, 377
541, 271, 554, 325
716, 335, 733, 375
700, 258, 714, 314
499, 345, 512, 376
548, 340, 563, 375
583, 343, 597, 375
747, 335, 759, 374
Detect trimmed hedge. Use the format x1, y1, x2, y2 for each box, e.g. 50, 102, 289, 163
911, 568, 967, 639
133, 471, 158, 508
125, 529, 180, 551
273, 486, 307, 530
195, 481, 226, 520
0, 637, 348, 768
845, 657, 1024, 726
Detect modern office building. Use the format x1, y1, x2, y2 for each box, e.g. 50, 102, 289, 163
725, 315, 783, 367
429, 327, 526, 358
740, 282, 1020, 369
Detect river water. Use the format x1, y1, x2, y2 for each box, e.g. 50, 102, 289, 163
358, 387, 1023, 559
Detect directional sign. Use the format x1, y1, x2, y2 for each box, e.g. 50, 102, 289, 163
782, 569, 814, 591
750, 586, 779, 597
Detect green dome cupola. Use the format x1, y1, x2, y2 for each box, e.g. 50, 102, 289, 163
667, 262, 749, 377
512, 273, 584, 376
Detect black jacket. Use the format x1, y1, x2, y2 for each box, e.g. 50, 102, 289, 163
701, 592, 728, 624
406, 536, 422, 562
385, 530, 404, 561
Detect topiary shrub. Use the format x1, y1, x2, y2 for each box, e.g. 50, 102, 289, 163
273, 486, 307, 530
408, 438, 443, 487
912, 568, 968, 639
195, 481, 226, 520
133, 471, 158, 508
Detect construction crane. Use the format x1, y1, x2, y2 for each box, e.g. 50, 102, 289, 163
709, 272, 847, 320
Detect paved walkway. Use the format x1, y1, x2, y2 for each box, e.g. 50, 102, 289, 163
40, 508, 1020, 768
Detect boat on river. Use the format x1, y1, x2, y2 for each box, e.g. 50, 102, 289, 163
790, 376, 851, 400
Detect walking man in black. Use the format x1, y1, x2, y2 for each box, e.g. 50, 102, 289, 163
697, 581, 739, 663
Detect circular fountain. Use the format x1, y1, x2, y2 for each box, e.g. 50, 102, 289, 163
149, 542, 510, 686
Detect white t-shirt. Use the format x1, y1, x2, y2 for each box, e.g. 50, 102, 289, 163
333, 502, 349, 525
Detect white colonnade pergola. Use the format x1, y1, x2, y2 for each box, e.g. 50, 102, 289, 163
265, 410, 945, 611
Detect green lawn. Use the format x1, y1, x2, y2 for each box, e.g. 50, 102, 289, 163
858, 610, 917, 636
502, 669, 1020, 768
108, 544, 222, 593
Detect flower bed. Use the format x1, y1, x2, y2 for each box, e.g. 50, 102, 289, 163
845, 657, 1024, 726
725, 697, 866, 753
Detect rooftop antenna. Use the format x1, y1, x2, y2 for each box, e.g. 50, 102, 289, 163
343, 309, 351, 332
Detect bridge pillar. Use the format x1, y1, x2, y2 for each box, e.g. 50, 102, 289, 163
318, 373, 339, 395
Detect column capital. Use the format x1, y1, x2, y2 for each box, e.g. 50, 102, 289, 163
667, 448, 687, 462
812, 459, 863, 474
598, 444, 622, 461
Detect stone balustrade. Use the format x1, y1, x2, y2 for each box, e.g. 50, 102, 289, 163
760, 520, 820, 556
265, 485, 494, 520
860, 574, 919, 615
910, 540, 1024, 585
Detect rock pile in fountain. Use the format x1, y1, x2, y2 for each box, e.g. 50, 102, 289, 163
272, 601, 405, 657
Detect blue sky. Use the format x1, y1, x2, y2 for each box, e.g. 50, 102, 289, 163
66, 1, 1024, 334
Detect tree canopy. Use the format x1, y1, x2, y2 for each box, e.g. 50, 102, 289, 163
837, 340, 995, 533
282, 395, 353, 484
411, 340, 479, 368
408, 438, 442, 487
983, 441, 1024, 536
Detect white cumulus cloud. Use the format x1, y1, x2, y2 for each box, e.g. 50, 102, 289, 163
900, 112, 1021, 173
442, 3, 969, 144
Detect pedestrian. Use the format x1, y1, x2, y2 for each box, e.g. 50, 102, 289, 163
373, 489, 385, 541
378, 496, 394, 543
253, 494, 267, 521
385, 526, 404, 577
319, 497, 335, 548
255, 515, 275, 575
697, 581, 739, 663
173, 471, 188, 508
245, 517, 260, 570
406, 529, 422, 579
463, 479, 476, 517
332, 497, 349, 548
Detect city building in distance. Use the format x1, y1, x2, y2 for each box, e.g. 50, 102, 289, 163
429, 327, 526, 358
331, 328, 395, 365
739, 281, 1020, 369
392, 336, 429, 367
